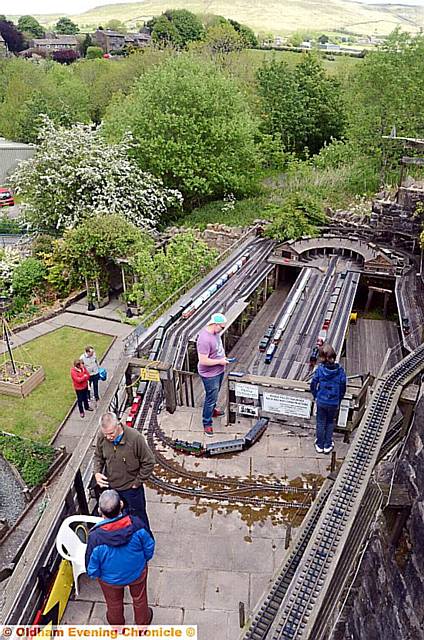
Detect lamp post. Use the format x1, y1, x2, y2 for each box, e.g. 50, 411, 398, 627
0, 296, 17, 375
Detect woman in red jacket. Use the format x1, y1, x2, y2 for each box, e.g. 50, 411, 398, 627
71, 359, 93, 418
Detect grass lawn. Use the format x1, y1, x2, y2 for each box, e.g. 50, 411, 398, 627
0, 326, 114, 442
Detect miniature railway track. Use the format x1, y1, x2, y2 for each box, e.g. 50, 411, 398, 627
242, 343, 424, 640
136, 384, 313, 507
243, 481, 334, 640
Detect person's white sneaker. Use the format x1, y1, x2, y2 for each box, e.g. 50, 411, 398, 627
315, 442, 324, 454
324, 443, 335, 454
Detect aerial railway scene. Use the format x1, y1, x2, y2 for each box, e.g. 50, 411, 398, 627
2, 206, 424, 640
1, 15, 424, 638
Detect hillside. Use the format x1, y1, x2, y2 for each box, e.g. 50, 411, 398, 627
9, 0, 424, 35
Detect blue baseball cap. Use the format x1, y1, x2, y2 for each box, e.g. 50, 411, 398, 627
207, 313, 227, 325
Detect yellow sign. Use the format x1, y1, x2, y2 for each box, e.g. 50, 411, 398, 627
140, 367, 161, 382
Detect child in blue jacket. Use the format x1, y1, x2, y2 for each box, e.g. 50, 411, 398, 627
310, 343, 346, 454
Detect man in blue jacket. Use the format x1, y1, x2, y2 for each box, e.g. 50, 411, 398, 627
310, 343, 346, 455
85, 490, 155, 626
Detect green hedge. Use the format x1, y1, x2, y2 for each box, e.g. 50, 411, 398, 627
0, 433, 55, 487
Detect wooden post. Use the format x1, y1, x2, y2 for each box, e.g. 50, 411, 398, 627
285, 524, 292, 549
330, 451, 336, 473
239, 602, 245, 628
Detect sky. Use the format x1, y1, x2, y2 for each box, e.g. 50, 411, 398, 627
2, 0, 424, 15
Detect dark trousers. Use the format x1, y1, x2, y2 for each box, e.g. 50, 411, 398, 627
75, 388, 89, 413
88, 373, 100, 401
99, 566, 149, 625
201, 372, 224, 427
316, 403, 338, 449
118, 486, 152, 538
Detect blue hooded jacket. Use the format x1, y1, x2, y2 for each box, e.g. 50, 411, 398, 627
310, 362, 346, 407
85, 514, 155, 585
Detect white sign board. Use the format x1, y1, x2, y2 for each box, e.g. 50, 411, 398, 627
238, 404, 259, 417
235, 383, 259, 400
262, 392, 312, 418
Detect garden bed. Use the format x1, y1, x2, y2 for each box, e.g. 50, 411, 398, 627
0, 361, 44, 398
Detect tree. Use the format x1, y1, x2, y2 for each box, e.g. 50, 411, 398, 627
17, 15, 44, 38
164, 9, 204, 46
257, 54, 345, 155
52, 49, 79, 64
131, 231, 218, 314
0, 19, 25, 52
228, 19, 258, 48
55, 17, 79, 35
58, 214, 149, 295
11, 117, 182, 233
202, 23, 245, 54
86, 45, 103, 59
0, 59, 91, 143
318, 34, 329, 44
347, 31, 424, 162
103, 55, 260, 204
79, 32, 92, 56
150, 15, 181, 47
265, 194, 326, 240
105, 19, 128, 33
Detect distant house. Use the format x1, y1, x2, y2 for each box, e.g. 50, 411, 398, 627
32, 35, 79, 51
300, 41, 312, 49
93, 29, 125, 53
0, 34, 8, 58
319, 42, 340, 51
93, 28, 151, 53
274, 35, 285, 46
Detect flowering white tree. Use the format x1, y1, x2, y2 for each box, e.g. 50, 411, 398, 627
0, 248, 22, 295
11, 117, 183, 233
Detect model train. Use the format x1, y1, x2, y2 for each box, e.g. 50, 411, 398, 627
259, 324, 275, 352
126, 250, 252, 427
182, 252, 250, 319
262, 268, 312, 364
174, 417, 269, 457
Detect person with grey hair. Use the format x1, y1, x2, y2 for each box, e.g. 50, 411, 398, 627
93, 412, 155, 536
86, 489, 155, 626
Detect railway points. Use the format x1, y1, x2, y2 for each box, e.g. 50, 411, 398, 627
1, 230, 424, 640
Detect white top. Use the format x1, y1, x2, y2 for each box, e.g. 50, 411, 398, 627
80, 351, 99, 376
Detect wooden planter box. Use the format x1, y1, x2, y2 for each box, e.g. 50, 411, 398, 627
0, 364, 45, 398
94, 294, 110, 309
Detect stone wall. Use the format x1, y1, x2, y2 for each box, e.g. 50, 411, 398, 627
331, 395, 424, 640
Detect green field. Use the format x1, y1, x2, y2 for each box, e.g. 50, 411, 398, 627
9, 0, 424, 36
0, 327, 113, 442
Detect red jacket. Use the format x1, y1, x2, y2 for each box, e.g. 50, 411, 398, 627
71, 365, 90, 391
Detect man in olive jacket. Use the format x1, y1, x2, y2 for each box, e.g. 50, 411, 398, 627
94, 412, 155, 536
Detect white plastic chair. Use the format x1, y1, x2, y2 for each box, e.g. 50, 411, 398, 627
56, 515, 102, 595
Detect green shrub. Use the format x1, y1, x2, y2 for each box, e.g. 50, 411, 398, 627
86, 46, 103, 59
265, 193, 327, 240
0, 434, 55, 487
11, 257, 46, 301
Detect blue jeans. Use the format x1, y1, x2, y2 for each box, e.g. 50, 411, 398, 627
118, 486, 152, 538
88, 373, 100, 401
316, 403, 338, 449
201, 372, 224, 427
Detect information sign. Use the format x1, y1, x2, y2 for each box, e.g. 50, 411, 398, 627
238, 404, 259, 417
139, 368, 161, 382
262, 392, 312, 418
235, 383, 259, 400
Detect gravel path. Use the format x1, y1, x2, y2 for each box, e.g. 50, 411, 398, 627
0, 456, 26, 525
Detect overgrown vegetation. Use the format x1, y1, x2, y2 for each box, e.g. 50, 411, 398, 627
0, 433, 55, 487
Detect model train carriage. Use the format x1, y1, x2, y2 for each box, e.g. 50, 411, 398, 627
174, 440, 204, 455
265, 343, 277, 364
205, 438, 245, 456
244, 418, 269, 447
